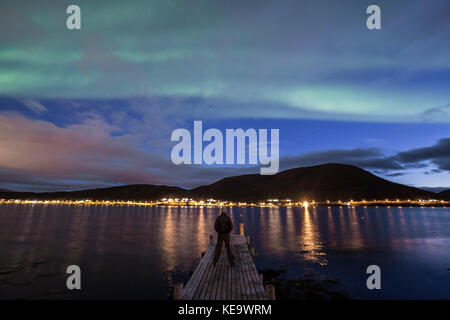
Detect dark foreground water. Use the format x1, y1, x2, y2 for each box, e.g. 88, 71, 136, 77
0, 204, 449, 300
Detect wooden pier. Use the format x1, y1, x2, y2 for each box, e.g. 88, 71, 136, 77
176, 224, 271, 300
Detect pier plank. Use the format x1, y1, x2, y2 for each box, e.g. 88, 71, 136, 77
183, 240, 215, 299
182, 235, 266, 300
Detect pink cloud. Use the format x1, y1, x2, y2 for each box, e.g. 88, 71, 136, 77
0, 113, 168, 188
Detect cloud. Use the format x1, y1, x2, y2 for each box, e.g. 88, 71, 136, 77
385, 172, 405, 177
277, 139, 450, 177
395, 138, 450, 171
421, 103, 450, 122
19, 98, 48, 114
279, 148, 403, 172
0, 112, 170, 189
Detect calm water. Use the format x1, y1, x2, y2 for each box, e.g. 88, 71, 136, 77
0, 204, 449, 300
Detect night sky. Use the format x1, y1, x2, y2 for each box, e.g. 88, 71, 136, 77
0, 0, 449, 192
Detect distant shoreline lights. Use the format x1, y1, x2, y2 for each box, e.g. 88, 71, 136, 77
0, 198, 447, 208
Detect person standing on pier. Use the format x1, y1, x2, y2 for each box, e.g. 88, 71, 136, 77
212, 211, 234, 267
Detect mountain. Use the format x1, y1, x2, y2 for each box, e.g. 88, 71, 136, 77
0, 164, 437, 202
0, 188, 12, 192
419, 186, 448, 193
0, 184, 188, 201
191, 163, 435, 202
438, 189, 450, 200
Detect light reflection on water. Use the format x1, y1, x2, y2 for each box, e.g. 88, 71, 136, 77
296, 207, 327, 265
0, 204, 449, 299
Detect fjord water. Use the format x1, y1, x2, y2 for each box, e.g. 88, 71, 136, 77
0, 204, 449, 299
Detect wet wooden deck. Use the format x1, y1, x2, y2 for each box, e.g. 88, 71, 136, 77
182, 235, 267, 300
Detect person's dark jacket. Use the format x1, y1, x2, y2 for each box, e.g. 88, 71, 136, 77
214, 213, 233, 235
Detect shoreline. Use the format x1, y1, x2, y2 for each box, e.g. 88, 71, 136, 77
0, 199, 449, 208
